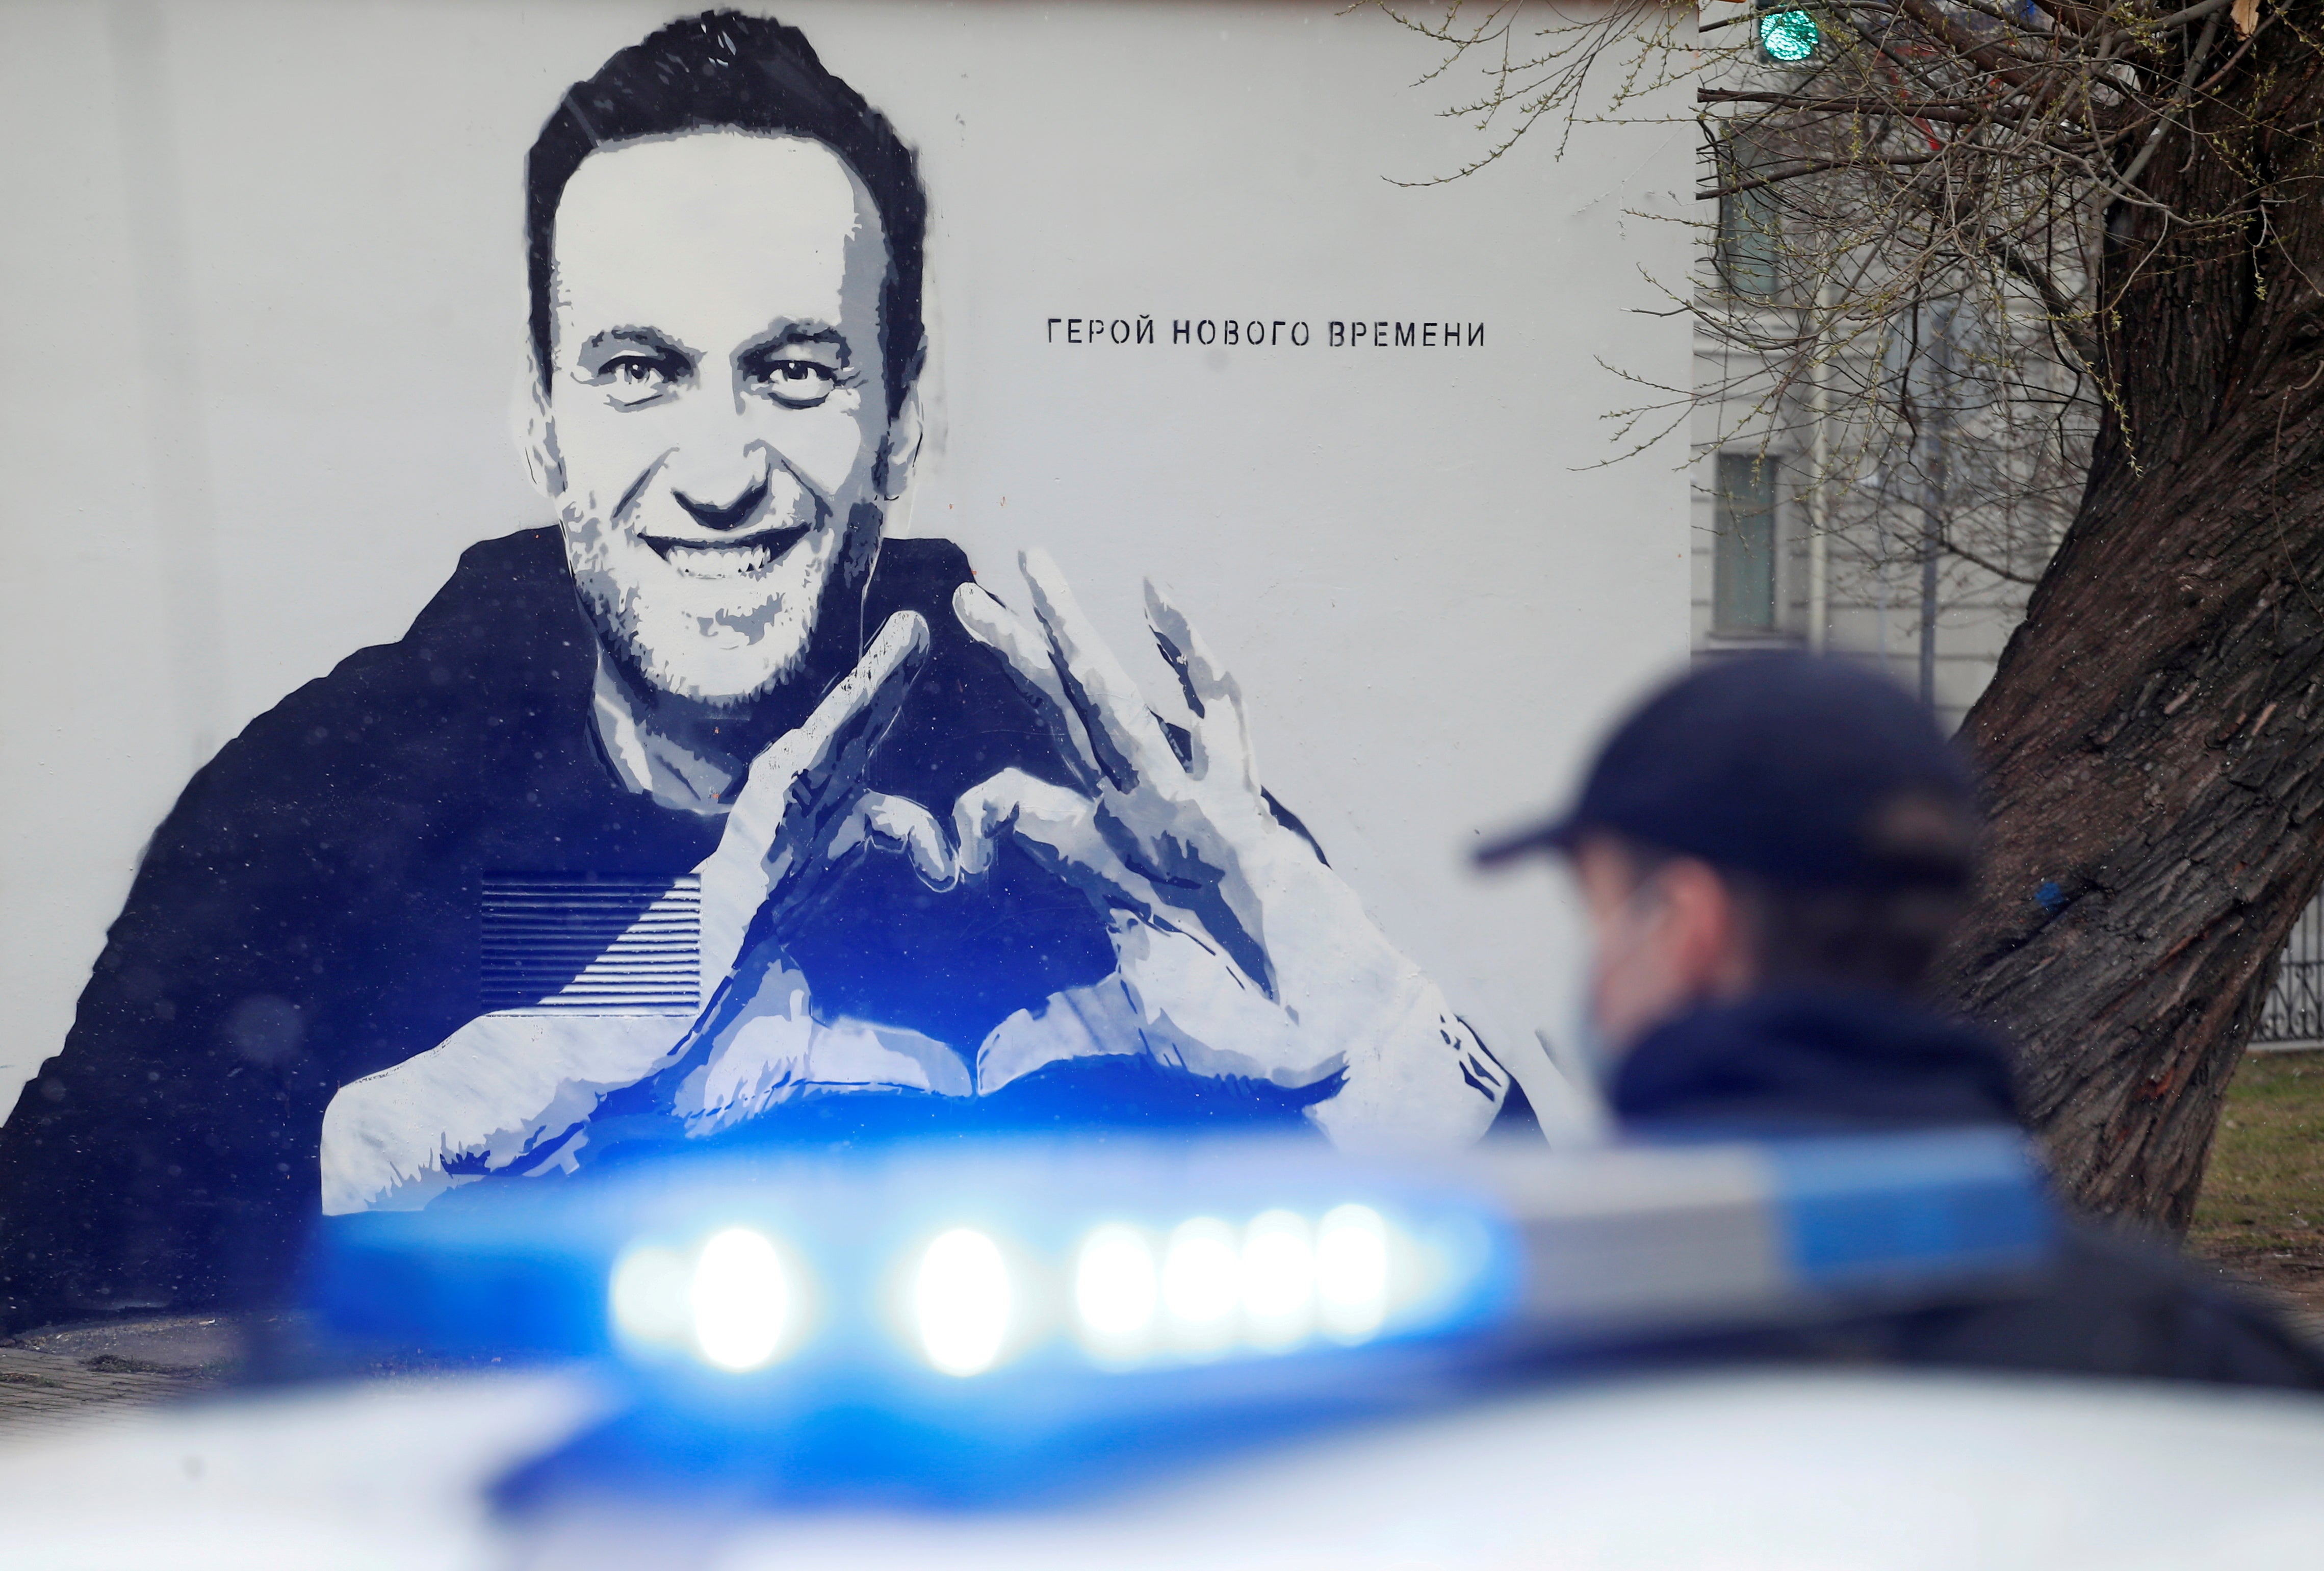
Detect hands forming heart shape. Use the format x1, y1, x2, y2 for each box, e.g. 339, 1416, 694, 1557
689, 548, 1509, 1138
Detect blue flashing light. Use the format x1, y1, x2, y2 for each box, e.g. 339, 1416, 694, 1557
308, 1128, 2052, 1462
311, 1139, 1516, 1408
1759, 8, 1819, 62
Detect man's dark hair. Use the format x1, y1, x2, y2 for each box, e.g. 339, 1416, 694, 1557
1610, 789, 1979, 995
525, 10, 927, 416
1728, 870, 1971, 995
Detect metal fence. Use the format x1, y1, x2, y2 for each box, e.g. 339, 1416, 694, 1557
2257, 891, 2324, 1049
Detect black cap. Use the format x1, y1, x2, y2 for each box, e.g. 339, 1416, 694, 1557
1478, 653, 1977, 890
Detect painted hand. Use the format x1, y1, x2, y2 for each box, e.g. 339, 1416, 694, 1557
320, 613, 963, 1210
951, 552, 1509, 1147
694, 609, 950, 980
647, 608, 961, 1116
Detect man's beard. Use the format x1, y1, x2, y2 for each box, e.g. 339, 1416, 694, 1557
564, 508, 849, 714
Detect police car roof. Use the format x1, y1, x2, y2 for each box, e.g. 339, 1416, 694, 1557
4, 1362, 2321, 1568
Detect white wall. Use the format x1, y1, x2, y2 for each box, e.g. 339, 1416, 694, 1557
0, 0, 1692, 1122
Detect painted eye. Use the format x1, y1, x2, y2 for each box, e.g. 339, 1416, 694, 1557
602, 357, 677, 406
760, 359, 840, 408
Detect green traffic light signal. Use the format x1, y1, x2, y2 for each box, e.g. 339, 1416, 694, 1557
1758, 8, 1819, 62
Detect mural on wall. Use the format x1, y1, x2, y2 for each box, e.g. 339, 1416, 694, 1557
0, 10, 1561, 1329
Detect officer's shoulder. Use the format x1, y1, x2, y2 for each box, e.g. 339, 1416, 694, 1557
1889, 1216, 2324, 1389
2054, 1220, 2324, 1384
2055, 1219, 2318, 1333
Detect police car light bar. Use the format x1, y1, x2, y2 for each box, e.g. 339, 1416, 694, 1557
310, 1125, 2052, 1428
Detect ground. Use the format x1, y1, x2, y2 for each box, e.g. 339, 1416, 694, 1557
2187, 1047, 2324, 1319
0, 1315, 236, 1437
5, 1068, 2322, 1435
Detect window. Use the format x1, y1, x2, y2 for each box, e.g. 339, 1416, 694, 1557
1715, 139, 1781, 300
1714, 452, 1779, 634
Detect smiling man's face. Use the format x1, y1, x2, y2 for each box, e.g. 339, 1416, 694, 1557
539, 131, 902, 711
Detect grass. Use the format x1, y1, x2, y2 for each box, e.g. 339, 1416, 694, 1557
2188, 1048, 2324, 1314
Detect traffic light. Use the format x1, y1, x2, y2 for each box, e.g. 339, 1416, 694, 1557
1757, 4, 1820, 62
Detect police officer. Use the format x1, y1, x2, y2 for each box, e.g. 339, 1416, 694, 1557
1483, 653, 2324, 1389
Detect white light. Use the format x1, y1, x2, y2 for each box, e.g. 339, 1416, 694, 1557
1163, 1217, 1240, 1348
1074, 1224, 1159, 1349
609, 1243, 691, 1348
915, 1228, 1012, 1377
1316, 1204, 1390, 1340
689, 1227, 791, 1372
1241, 1210, 1316, 1346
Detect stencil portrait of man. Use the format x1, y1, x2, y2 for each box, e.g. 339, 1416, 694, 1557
0, 11, 1511, 1330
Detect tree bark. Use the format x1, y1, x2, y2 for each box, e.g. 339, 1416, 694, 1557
1933, 32, 2324, 1230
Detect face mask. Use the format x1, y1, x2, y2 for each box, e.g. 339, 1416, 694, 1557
1556, 863, 1677, 1115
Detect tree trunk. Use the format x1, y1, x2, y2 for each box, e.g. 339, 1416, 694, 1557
1933, 32, 2324, 1231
